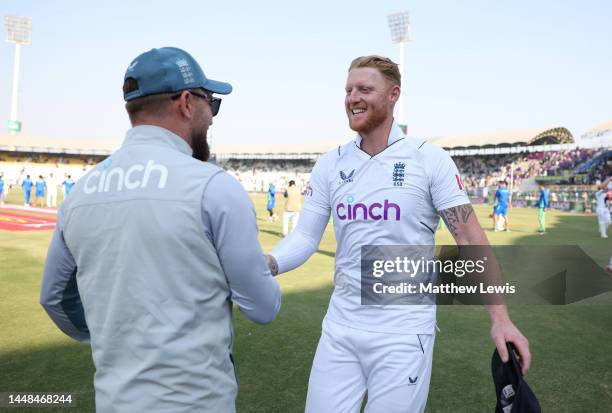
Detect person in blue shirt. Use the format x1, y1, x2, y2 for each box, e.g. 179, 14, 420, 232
63, 175, 75, 197
494, 180, 511, 231
35, 175, 47, 208
266, 182, 277, 222
22, 175, 33, 206
0, 173, 5, 205
490, 200, 497, 230
536, 183, 549, 234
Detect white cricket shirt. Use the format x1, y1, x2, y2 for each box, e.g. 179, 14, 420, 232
304, 121, 469, 334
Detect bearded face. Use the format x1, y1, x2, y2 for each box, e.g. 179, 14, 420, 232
345, 67, 397, 134
190, 97, 212, 162
191, 127, 210, 162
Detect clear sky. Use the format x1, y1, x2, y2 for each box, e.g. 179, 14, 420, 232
1, 0, 611, 148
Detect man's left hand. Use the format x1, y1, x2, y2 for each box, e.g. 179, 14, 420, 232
491, 318, 531, 375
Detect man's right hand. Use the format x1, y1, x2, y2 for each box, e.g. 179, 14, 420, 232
266, 254, 279, 276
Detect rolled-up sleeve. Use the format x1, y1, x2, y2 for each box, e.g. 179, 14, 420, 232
40, 206, 90, 343
202, 172, 281, 324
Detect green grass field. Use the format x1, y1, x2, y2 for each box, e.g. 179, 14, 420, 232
1, 190, 611, 412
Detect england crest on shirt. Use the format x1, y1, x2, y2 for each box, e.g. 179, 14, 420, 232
392, 162, 406, 187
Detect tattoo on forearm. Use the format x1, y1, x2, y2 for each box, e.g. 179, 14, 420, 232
440, 208, 458, 236
440, 204, 474, 237
459, 204, 474, 223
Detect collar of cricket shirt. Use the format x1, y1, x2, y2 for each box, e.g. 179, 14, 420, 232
123, 125, 193, 156
353, 118, 405, 149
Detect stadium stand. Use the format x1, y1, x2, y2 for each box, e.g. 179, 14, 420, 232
1, 122, 609, 212
0, 134, 112, 188
427, 126, 574, 150
454, 148, 607, 191
218, 159, 313, 193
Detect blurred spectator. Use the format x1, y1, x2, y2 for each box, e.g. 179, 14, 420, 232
282, 180, 302, 237
46, 172, 60, 208
266, 183, 278, 222
0, 172, 5, 204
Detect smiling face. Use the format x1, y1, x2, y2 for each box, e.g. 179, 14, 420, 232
345, 67, 399, 134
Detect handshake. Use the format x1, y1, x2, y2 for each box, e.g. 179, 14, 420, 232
265, 254, 279, 276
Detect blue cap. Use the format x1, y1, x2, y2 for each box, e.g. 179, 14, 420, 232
123, 47, 232, 101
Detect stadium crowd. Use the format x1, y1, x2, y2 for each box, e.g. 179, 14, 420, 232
455, 148, 606, 192
1, 148, 609, 213
217, 148, 609, 196
218, 159, 312, 193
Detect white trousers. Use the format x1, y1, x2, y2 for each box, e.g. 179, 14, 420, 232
305, 318, 435, 413
47, 189, 58, 208
597, 209, 610, 238
495, 215, 506, 231
283, 211, 300, 236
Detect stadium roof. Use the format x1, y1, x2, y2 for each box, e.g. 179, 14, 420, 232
1, 125, 579, 156
211, 142, 342, 154
0, 134, 120, 155
426, 126, 574, 149
0, 134, 342, 156
586, 120, 612, 134
578, 120, 612, 147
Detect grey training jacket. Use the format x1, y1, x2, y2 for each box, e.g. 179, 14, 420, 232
40, 125, 280, 413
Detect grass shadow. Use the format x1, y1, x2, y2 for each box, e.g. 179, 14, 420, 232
2, 282, 611, 412
259, 228, 284, 238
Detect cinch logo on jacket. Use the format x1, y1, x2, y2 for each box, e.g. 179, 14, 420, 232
83, 160, 168, 194
336, 199, 401, 221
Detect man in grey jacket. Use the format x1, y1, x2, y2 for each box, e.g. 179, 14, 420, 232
40, 47, 281, 413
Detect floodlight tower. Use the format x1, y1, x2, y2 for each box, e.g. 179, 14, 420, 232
4, 15, 32, 135
387, 11, 410, 133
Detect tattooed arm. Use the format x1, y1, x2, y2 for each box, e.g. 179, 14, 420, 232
439, 203, 531, 374
438, 203, 488, 244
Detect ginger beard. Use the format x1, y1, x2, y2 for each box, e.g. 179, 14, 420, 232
345, 68, 397, 134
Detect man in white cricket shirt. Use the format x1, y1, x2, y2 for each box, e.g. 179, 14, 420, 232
266, 56, 531, 412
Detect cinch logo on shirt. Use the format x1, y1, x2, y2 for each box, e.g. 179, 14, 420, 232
83, 160, 168, 194
336, 199, 401, 221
